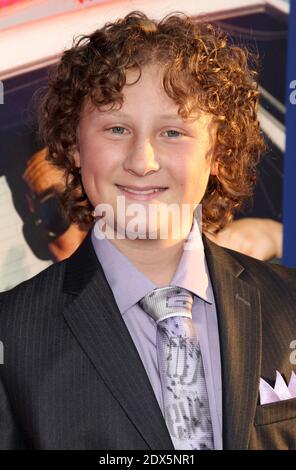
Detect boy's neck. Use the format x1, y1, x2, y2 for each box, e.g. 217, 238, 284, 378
108, 236, 185, 287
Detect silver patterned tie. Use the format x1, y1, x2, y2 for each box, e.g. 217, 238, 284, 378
138, 286, 214, 450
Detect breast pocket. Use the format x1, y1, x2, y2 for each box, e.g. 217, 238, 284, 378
249, 398, 296, 449
255, 397, 296, 426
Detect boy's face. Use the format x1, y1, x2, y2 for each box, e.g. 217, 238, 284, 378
76, 64, 218, 239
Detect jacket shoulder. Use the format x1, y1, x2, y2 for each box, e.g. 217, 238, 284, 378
204, 235, 296, 288
220, 246, 296, 304
229, 248, 296, 285
0, 259, 67, 319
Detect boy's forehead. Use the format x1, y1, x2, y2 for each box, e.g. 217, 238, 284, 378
80, 65, 171, 112
80, 64, 214, 126
80, 96, 213, 125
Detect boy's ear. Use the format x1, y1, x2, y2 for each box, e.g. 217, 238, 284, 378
73, 149, 81, 168
210, 160, 219, 176
73, 127, 81, 167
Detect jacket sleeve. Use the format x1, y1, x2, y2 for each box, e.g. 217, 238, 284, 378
0, 290, 27, 449
0, 375, 27, 449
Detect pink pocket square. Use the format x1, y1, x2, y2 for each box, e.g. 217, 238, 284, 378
259, 371, 296, 405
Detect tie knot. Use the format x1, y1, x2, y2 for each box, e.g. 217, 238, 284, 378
138, 286, 194, 324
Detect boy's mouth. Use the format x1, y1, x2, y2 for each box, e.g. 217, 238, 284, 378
115, 184, 168, 200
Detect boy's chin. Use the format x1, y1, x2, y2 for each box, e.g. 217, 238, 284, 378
93, 216, 194, 241
115, 222, 192, 242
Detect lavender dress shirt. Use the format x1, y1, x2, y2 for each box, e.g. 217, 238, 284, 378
91, 218, 223, 449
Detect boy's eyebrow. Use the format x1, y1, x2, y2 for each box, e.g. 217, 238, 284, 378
98, 110, 190, 121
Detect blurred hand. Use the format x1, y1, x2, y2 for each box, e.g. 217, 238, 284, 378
205, 218, 283, 261
22, 148, 64, 195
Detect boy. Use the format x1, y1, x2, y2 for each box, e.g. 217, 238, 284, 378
0, 11, 295, 450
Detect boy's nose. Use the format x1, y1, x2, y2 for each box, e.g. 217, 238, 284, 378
123, 140, 160, 176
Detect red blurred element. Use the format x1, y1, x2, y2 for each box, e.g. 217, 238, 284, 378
0, 0, 25, 7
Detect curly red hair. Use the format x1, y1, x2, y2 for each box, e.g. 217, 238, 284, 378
37, 10, 266, 233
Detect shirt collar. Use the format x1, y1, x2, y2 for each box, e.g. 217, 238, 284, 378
91, 217, 214, 315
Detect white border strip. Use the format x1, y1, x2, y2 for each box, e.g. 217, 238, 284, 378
258, 106, 286, 152
265, 0, 290, 14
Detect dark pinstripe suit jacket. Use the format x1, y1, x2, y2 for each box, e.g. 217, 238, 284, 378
0, 230, 296, 450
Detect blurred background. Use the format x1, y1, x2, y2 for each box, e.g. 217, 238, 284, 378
0, 0, 295, 292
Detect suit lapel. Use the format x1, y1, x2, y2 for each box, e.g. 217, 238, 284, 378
203, 235, 262, 449
62, 230, 174, 450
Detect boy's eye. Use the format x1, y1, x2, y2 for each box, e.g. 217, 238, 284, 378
106, 127, 184, 138
163, 130, 184, 138
107, 126, 127, 134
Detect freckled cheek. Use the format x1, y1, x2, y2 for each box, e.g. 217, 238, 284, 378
169, 150, 197, 185
79, 142, 118, 204
80, 141, 117, 178
172, 153, 211, 202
